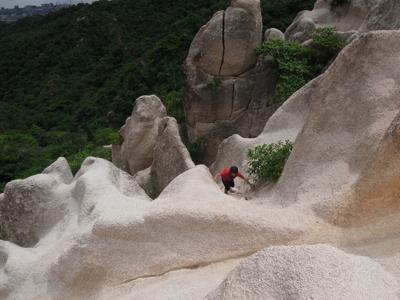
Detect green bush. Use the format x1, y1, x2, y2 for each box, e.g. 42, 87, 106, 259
256, 28, 345, 103
162, 89, 185, 123
247, 140, 293, 181
331, 0, 350, 8
310, 27, 346, 59
256, 40, 319, 103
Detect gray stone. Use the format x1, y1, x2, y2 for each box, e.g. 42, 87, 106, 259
114, 95, 167, 175
151, 117, 195, 195
264, 28, 285, 42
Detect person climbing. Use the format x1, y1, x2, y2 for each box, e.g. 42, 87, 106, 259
214, 166, 253, 194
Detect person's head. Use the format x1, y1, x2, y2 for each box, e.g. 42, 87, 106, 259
230, 166, 238, 177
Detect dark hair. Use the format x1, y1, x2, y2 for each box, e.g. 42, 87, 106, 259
230, 166, 238, 173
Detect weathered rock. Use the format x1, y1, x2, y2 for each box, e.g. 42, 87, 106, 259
0, 158, 73, 247
185, 55, 278, 163
285, 0, 399, 43
264, 28, 285, 42
186, 0, 262, 77
207, 245, 399, 299
151, 117, 195, 195
0, 160, 307, 299
361, 0, 400, 31
213, 30, 400, 228
42, 157, 73, 184
114, 95, 167, 175
221, 2, 263, 76
184, 0, 270, 163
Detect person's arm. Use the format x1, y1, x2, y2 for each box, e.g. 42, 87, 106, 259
214, 173, 221, 182
238, 172, 254, 188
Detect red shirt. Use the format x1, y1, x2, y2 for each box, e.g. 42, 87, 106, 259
219, 167, 245, 182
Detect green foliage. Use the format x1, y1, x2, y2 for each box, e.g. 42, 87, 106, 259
256, 27, 345, 103
0, 128, 115, 191
310, 27, 346, 59
94, 128, 122, 145
187, 138, 205, 164
161, 89, 185, 123
207, 77, 222, 93
256, 39, 319, 102
331, 0, 350, 8
247, 140, 293, 182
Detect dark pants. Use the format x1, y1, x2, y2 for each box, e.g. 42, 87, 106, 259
222, 179, 234, 194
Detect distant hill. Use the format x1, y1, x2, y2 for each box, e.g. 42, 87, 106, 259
0, 0, 315, 190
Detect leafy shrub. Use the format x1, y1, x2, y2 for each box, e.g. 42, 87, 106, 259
256, 40, 319, 103
331, 0, 350, 8
256, 28, 345, 103
310, 27, 346, 60
247, 140, 293, 181
162, 89, 185, 123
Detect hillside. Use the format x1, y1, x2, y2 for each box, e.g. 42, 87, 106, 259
0, 0, 315, 190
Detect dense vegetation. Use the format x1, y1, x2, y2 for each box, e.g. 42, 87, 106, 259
0, 0, 316, 190
256, 27, 345, 103
247, 140, 293, 182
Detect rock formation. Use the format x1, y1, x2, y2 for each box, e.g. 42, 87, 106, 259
113, 96, 195, 197
214, 30, 400, 224
150, 117, 195, 195
184, 0, 279, 163
285, 0, 400, 43
207, 244, 399, 299
113, 95, 167, 174
264, 28, 285, 42
2, 1, 400, 299
0, 159, 307, 299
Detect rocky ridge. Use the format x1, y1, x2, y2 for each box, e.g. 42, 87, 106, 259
1, 0, 400, 299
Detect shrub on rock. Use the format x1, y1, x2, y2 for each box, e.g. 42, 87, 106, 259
247, 140, 293, 181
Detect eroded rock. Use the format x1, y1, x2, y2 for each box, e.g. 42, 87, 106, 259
114, 95, 167, 174
207, 245, 399, 299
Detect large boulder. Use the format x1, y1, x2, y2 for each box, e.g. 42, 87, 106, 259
285, 0, 399, 43
184, 0, 274, 163
186, 0, 262, 77
150, 117, 195, 195
264, 28, 285, 42
207, 245, 399, 299
113, 95, 167, 174
0, 158, 73, 247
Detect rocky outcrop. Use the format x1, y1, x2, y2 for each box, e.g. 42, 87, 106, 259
184, 0, 278, 163
113, 95, 167, 174
0, 159, 307, 299
264, 28, 285, 42
0, 158, 73, 247
213, 30, 400, 227
113, 96, 195, 196
150, 117, 195, 195
207, 245, 399, 299
285, 0, 400, 43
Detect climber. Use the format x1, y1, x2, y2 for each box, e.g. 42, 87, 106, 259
214, 166, 253, 194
